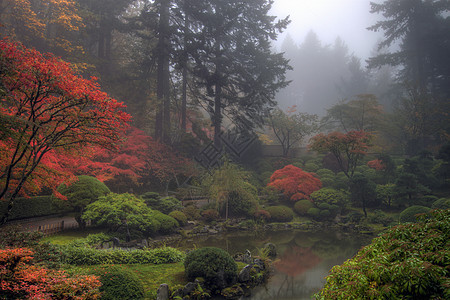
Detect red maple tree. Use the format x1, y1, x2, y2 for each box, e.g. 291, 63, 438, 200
268, 165, 322, 201
367, 159, 386, 171
0, 39, 130, 223
57, 127, 197, 192
309, 130, 373, 178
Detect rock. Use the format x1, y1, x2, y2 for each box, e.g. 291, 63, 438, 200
208, 229, 218, 234
238, 265, 252, 283
156, 284, 169, 300
182, 282, 197, 296
141, 239, 148, 248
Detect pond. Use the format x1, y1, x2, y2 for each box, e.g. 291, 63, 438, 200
169, 229, 373, 299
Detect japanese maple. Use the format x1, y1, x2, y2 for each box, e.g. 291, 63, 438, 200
309, 130, 373, 178
367, 159, 386, 171
268, 165, 322, 201
0, 39, 130, 224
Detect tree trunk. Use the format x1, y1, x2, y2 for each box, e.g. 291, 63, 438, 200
181, 0, 189, 133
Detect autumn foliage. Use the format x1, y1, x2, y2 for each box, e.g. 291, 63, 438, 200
309, 130, 373, 178
0, 39, 130, 222
367, 159, 386, 171
0, 248, 101, 299
268, 165, 322, 201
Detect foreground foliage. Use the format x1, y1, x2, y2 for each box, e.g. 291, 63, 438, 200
315, 209, 450, 299
0, 248, 101, 299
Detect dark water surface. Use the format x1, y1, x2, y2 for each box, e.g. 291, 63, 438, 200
169, 229, 373, 299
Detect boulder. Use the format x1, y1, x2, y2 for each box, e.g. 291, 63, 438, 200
156, 284, 169, 300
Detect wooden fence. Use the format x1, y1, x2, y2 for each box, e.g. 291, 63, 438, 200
24, 219, 91, 236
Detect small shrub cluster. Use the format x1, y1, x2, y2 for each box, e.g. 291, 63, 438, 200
432, 198, 450, 209
183, 204, 201, 221
184, 247, 237, 290
266, 206, 294, 222
254, 209, 271, 222
368, 210, 395, 226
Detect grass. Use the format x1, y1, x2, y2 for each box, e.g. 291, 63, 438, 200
41, 228, 104, 245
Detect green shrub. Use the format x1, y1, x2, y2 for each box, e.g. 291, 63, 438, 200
316, 210, 450, 299
310, 188, 349, 208
201, 209, 219, 222
318, 176, 335, 188
319, 209, 331, 219
226, 182, 259, 217
303, 162, 320, 172
368, 210, 395, 226
254, 209, 271, 222
184, 247, 237, 290
345, 211, 364, 223
399, 205, 431, 223
0, 196, 70, 221
294, 200, 314, 216
85, 233, 111, 247
183, 204, 201, 221
307, 207, 320, 219
415, 195, 439, 207
431, 198, 450, 209
151, 211, 179, 233
169, 210, 188, 226
316, 168, 335, 178
317, 202, 330, 210
91, 266, 145, 300
266, 206, 294, 222
58, 176, 111, 227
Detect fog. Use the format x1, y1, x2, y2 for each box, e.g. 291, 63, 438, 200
270, 0, 387, 115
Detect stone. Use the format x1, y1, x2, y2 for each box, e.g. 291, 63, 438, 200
182, 282, 197, 296
238, 265, 252, 283
156, 284, 169, 300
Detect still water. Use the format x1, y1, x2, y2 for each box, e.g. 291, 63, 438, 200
170, 229, 373, 299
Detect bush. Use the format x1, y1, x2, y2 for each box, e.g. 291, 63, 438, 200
226, 182, 259, 217
310, 188, 349, 208
183, 204, 201, 221
368, 210, 395, 226
151, 211, 179, 233
316, 210, 450, 299
266, 206, 294, 222
399, 206, 431, 223
294, 200, 314, 216
58, 176, 110, 226
156, 197, 183, 214
345, 211, 364, 223
254, 209, 271, 222
201, 209, 219, 222
184, 247, 237, 290
91, 265, 145, 300
307, 207, 320, 219
169, 210, 188, 226
415, 195, 439, 207
431, 198, 450, 209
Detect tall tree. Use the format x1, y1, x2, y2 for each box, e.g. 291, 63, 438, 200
188, 0, 290, 146
368, 0, 450, 97
268, 106, 319, 157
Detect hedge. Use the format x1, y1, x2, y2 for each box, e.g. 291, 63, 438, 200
0, 196, 71, 221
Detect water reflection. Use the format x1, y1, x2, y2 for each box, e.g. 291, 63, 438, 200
169, 230, 372, 299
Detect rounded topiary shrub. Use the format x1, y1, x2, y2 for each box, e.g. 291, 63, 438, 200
152, 211, 179, 234
294, 200, 314, 216
399, 206, 431, 223
184, 247, 237, 290
307, 207, 320, 219
168, 210, 188, 226
266, 206, 294, 222
92, 265, 145, 300
431, 198, 450, 210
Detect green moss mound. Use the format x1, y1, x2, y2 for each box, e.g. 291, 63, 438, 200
184, 247, 237, 290
315, 210, 450, 299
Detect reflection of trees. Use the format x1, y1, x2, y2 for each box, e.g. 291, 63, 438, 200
272, 246, 322, 297
274, 247, 322, 277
